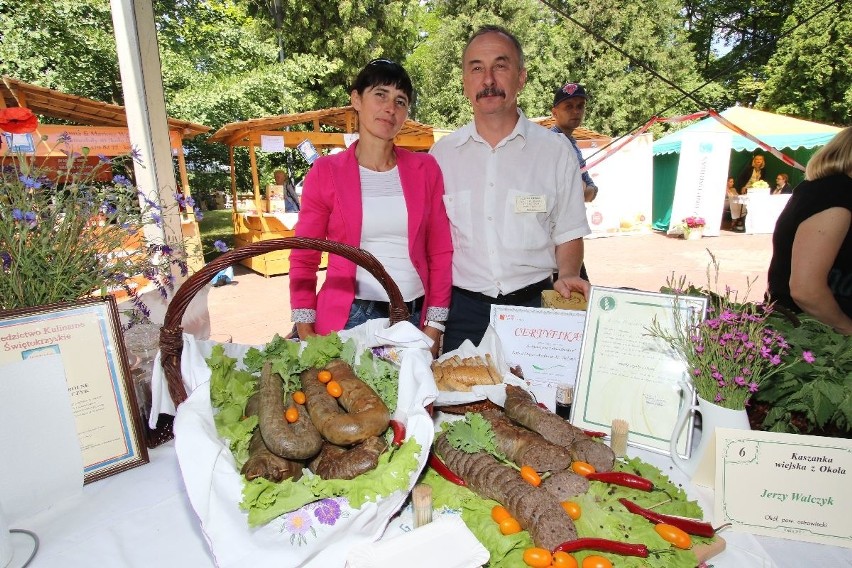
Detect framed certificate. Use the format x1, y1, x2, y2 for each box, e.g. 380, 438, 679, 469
0, 297, 149, 483
571, 286, 707, 455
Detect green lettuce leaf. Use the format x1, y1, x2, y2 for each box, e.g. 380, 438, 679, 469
241, 438, 421, 526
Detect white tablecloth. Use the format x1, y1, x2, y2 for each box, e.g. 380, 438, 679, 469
732, 193, 791, 234
8, 440, 850, 568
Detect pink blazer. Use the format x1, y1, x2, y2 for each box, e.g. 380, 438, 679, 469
289, 142, 453, 334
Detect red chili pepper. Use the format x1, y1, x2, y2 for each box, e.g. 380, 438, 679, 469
587, 471, 654, 491
389, 419, 406, 447
618, 498, 716, 538
428, 452, 466, 486
582, 429, 607, 438
553, 537, 649, 557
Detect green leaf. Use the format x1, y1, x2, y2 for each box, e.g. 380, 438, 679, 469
443, 413, 503, 459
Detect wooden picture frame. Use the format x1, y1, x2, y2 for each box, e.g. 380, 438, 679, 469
0, 296, 149, 483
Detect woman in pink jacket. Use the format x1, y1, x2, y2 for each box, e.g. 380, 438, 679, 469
289, 59, 453, 355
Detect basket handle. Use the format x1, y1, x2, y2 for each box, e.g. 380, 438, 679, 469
160, 237, 409, 406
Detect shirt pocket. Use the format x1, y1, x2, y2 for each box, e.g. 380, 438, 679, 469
499, 189, 551, 251
442, 192, 474, 249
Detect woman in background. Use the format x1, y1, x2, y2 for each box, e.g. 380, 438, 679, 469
767, 127, 852, 335
289, 59, 453, 355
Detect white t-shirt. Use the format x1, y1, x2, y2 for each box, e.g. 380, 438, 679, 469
355, 166, 425, 302
430, 109, 590, 297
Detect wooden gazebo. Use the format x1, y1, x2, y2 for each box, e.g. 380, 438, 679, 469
1, 76, 211, 273
208, 106, 436, 277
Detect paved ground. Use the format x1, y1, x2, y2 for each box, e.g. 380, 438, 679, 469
206, 228, 773, 345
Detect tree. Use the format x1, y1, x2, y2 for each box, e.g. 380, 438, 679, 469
759, 0, 850, 124
681, 0, 797, 107
0, 0, 122, 104
409, 0, 706, 136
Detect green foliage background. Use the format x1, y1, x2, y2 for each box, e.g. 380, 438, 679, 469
1, 0, 849, 199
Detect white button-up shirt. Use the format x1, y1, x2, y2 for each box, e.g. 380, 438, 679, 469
430, 109, 590, 297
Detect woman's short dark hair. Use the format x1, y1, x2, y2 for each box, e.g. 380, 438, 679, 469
350, 59, 414, 105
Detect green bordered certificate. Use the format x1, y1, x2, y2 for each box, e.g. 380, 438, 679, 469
571, 286, 707, 455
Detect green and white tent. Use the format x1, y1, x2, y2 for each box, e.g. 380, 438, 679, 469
652, 107, 841, 230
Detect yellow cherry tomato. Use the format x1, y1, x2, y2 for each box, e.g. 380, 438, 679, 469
581, 555, 613, 568
571, 461, 597, 477
326, 380, 343, 398
560, 500, 582, 520
522, 547, 553, 568
655, 523, 692, 549
491, 505, 512, 524
552, 551, 579, 568
520, 465, 542, 487
284, 407, 299, 423
498, 516, 522, 535
292, 390, 306, 405
317, 369, 333, 383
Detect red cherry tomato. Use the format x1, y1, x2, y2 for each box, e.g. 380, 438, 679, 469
284, 407, 298, 423
498, 517, 522, 535
522, 547, 553, 568
561, 501, 582, 520
552, 551, 579, 568
520, 465, 542, 487
581, 555, 613, 568
491, 505, 512, 523
326, 380, 343, 398
571, 461, 597, 477
655, 523, 692, 549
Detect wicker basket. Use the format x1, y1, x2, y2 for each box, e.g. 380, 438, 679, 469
159, 236, 410, 407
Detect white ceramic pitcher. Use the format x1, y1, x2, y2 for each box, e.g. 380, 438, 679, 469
670, 381, 751, 477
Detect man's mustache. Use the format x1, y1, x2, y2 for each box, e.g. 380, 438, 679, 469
476, 86, 506, 100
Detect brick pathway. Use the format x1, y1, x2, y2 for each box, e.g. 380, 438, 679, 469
205, 229, 773, 345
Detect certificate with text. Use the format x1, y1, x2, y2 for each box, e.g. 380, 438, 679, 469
714, 428, 851, 548
490, 305, 586, 409
571, 287, 706, 454
0, 297, 148, 483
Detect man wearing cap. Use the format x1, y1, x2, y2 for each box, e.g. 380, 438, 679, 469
551, 82, 599, 203
430, 25, 591, 352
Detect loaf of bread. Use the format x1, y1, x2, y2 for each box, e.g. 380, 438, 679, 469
432, 354, 502, 391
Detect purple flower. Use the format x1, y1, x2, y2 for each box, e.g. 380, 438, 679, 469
58, 132, 72, 143
734, 375, 746, 386
313, 498, 341, 525
18, 174, 42, 189
151, 212, 162, 225
769, 354, 781, 365
213, 240, 229, 252
0, 251, 11, 269
748, 382, 759, 393
715, 393, 724, 403
112, 174, 132, 187
11, 208, 23, 221
283, 509, 313, 535
692, 368, 702, 376
23, 211, 37, 227
98, 154, 110, 163
802, 351, 815, 363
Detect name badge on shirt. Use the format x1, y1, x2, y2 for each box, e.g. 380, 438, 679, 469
515, 195, 547, 213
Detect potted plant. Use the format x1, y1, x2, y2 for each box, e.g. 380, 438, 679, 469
0, 107, 198, 325
678, 216, 706, 240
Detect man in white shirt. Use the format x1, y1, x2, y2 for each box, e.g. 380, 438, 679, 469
430, 25, 591, 352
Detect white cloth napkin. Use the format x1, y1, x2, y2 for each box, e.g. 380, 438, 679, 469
171, 321, 436, 567
345, 516, 489, 568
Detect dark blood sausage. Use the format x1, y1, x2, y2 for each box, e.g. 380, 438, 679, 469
540, 469, 590, 501
434, 433, 577, 550
240, 394, 304, 482
480, 409, 572, 472
570, 437, 618, 473
309, 437, 388, 480
258, 362, 323, 460
303, 359, 390, 446
503, 385, 615, 472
